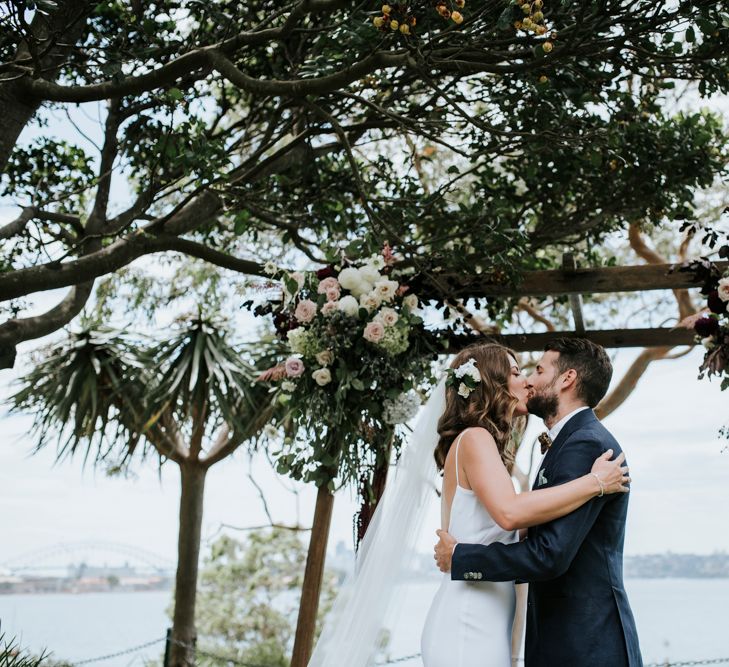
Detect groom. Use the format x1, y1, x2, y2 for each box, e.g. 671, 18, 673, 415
434, 337, 642, 667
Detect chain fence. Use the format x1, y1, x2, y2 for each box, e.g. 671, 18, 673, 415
55, 635, 729, 667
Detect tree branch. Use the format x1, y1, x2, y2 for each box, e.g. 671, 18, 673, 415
0, 280, 94, 367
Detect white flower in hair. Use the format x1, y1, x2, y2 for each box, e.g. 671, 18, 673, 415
457, 382, 471, 398
454, 358, 481, 383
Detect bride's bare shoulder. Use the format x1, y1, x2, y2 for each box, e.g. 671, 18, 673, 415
460, 426, 497, 448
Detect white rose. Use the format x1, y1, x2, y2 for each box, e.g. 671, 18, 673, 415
359, 264, 381, 284
281, 380, 296, 392
359, 292, 382, 312
457, 382, 471, 398
376, 307, 399, 326
718, 277, 729, 302
316, 350, 334, 366
338, 295, 360, 316
337, 267, 362, 291
374, 279, 399, 302
403, 294, 419, 311
312, 368, 332, 386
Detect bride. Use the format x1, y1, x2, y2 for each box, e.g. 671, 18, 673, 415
421, 343, 627, 667
308, 342, 628, 667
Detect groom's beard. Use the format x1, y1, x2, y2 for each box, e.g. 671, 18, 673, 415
527, 385, 559, 421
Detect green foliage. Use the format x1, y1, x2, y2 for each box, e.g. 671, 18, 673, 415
194, 531, 338, 666
8, 319, 276, 469
1, 138, 94, 209
0, 633, 47, 667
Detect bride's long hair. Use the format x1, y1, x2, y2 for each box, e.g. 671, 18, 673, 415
435, 342, 524, 474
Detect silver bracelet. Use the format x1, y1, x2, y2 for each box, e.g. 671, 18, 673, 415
590, 472, 605, 498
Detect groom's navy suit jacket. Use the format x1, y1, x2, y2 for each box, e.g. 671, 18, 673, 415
451, 409, 642, 667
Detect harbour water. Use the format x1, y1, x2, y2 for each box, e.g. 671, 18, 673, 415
1, 579, 728, 666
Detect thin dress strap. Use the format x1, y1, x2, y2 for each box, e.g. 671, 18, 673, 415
454, 429, 469, 488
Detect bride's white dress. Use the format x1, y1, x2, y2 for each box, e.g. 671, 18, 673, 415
421, 430, 519, 667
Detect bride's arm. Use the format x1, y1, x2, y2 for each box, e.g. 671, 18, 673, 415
460, 428, 628, 531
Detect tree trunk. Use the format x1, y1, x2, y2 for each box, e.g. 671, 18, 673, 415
168, 462, 207, 667
0, 1, 91, 170
0, 82, 40, 171
290, 484, 335, 667
356, 435, 394, 546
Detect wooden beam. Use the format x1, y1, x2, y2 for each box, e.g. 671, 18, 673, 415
437, 261, 728, 298
440, 327, 696, 352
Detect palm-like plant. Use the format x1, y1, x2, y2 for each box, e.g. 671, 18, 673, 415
10, 319, 279, 667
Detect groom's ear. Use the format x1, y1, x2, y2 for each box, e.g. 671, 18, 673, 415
559, 368, 578, 392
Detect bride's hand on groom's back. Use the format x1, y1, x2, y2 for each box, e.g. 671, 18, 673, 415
590, 449, 630, 495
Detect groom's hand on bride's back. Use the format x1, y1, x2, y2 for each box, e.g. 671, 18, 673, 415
434, 529, 458, 572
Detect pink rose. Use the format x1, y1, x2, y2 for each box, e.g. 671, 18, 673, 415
321, 301, 338, 316
294, 299, 317, 323
285, 357, 305, 377
325, 286, 340, 302
318, 277, 341, 293
363, 321, 385, 343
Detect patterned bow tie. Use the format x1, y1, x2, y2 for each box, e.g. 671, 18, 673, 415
538, 432, 553, 455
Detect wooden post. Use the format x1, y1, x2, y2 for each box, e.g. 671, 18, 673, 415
163, 628, 172, 667
290, 484, 335, 667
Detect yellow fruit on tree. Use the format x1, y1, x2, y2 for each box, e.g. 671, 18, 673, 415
399, 23, 410, 34
373, 16, 385, 28
382, 4, 391, 14
390, 19, 399, 30
451, 10, 464, 24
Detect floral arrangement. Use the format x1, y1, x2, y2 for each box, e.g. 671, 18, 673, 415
445, 357, 482, 398
258, 246, 442, 490
679, 260, 729, 388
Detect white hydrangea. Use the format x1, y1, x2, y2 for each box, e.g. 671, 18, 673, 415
382, 391, 422, 424
286, 328, 308, 355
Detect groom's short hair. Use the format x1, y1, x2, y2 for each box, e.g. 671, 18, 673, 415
544, 337, 612, 407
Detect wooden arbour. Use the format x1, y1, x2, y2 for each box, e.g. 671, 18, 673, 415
432, 259, 724, 352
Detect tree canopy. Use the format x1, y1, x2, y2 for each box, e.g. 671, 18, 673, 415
1, 0, 727, 366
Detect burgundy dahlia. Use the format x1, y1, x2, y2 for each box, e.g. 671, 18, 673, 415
694, 315, 720, 338
707, 291, 727, 315
316, 265, 337, 280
